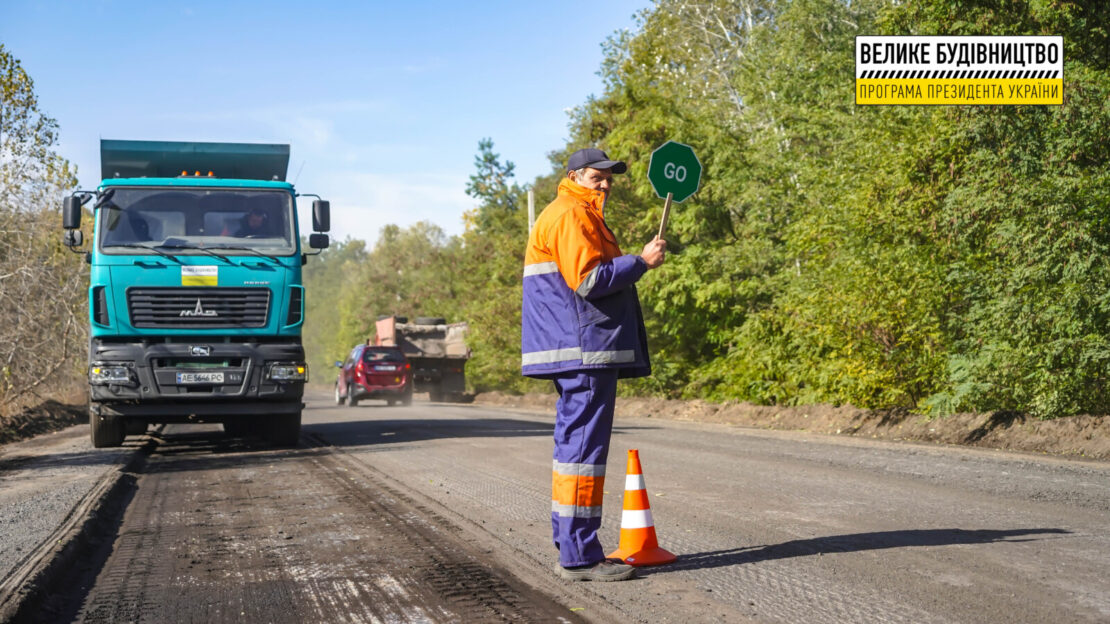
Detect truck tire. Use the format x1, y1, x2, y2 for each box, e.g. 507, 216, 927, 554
414, 316, 446, 325
90, 409, 125, 448
266, 411, 301, 447
347, 391, 359, 407
402, 389, 413, 406
334, 382, 345, 405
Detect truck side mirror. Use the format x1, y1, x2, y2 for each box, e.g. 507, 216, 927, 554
308, 233, 330, 249
334, 360, 343, 368
63, 196, 82, 229
312, 200, 330, 232
63, 229, 84, 248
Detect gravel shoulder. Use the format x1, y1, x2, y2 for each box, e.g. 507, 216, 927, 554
0, 425, 137, 620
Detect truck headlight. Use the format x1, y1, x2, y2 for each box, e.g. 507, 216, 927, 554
267, 363, 308, 382
89, 364, 133, 385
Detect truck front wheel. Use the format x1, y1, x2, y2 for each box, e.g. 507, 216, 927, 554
90, 409, 125, 448
266, 411, 301, 447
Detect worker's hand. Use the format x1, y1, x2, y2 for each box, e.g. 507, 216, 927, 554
640, 236, 666, 269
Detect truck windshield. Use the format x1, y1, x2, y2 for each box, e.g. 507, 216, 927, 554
97, 187, 296, 256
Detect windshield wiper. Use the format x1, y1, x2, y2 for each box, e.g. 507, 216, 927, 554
156, 244, 233, 264
208, 245, 281, 263
101, 243, 183, 264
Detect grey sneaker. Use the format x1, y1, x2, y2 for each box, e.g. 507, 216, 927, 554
559, 558, 636, 582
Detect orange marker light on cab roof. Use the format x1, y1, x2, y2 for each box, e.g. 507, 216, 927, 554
194, 171, 201, 176
207, 171, 214, 177
181, 170, 187, 176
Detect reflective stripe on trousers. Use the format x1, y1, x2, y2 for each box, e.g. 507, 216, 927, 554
522, 347, 636, 367
550, 369, 618, 568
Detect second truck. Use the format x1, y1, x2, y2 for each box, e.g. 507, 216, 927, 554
374, 316, 470, 402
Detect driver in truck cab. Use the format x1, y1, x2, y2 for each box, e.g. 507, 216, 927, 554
234, 206, 269, 237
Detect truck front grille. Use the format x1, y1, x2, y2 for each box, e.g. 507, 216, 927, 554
127, 287, 270, 328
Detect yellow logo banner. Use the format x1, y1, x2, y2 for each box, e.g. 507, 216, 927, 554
182, 266, 218, 286
856, 36, 1063, 106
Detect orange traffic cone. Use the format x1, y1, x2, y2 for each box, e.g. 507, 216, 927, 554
608, 449, 676, 566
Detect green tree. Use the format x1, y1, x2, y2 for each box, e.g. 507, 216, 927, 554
459, 139, 544, 392
302, 237, 368, 377
465, 137, 524, 235
880, 1, 1110, 416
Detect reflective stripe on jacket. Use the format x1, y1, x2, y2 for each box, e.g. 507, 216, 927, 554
521, 177, 651, 379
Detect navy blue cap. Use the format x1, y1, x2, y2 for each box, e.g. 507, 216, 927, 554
566, 148, 627, 174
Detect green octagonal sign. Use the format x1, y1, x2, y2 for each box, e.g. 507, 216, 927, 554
648, 140, 701, 203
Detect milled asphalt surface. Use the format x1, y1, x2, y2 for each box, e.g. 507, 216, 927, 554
66, 427, 581, 624
3, 391, 1110, 623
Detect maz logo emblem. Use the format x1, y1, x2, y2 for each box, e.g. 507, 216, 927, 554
180, 299, 218, 317
190, 345, 211, 357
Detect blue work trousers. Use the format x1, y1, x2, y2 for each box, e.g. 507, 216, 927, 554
550, 369, 618, 567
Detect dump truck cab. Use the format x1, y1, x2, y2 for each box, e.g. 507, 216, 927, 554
62, 140, 331, 447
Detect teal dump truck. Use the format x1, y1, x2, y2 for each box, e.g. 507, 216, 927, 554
61, 140, 331, 447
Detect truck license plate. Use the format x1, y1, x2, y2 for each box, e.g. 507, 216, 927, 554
177, 372, 225, 384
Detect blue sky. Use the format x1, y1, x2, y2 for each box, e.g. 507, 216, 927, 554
1, 1, 648, 243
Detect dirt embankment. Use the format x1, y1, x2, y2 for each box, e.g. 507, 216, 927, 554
0, 400, 85, 445
474, 392, 1110, 461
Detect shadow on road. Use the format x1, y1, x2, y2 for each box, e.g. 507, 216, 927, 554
307, 417, 553, 447
0, 438, 146, 474
642, 528, 1072, 575
305, 416, 659, 448
1, 416, 661, 473
117, 429, 332, 474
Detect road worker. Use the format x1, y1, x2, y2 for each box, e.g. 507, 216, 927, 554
521, 148, 666, 581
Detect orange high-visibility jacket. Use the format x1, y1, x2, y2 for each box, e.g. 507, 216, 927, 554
521, 177, 650, 378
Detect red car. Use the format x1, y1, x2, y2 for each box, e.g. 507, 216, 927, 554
335, 345, 413, 406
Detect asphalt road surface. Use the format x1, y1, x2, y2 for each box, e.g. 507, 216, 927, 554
13, 389, 1110, 622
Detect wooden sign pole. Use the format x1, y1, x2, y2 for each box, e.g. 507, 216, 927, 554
527, 189, 535, 232
657, 192, 673, 239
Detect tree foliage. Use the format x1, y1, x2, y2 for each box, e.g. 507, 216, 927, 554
0, 45, 82, 413
307, 1, 1110, 418
302, 237, 367, 376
